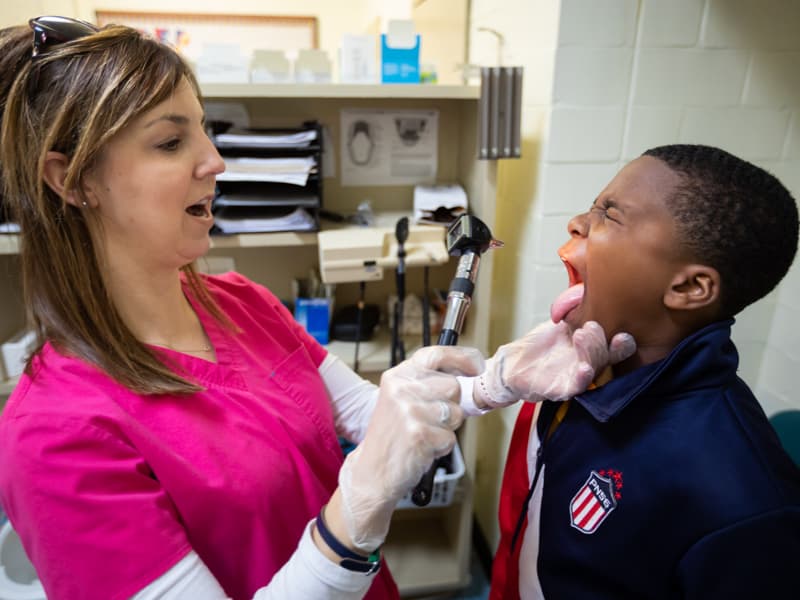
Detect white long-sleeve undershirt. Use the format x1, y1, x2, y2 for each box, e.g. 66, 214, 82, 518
131, 352, 483, 599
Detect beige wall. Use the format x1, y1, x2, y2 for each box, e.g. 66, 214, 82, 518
469, 0, 800, 551
2, 1, 466, 84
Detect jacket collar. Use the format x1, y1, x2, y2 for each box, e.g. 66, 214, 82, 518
573, 319, 738, 423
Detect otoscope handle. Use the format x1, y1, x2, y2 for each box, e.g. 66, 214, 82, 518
410, 261, 476, 506
437, 328, 458, 346
410, 462, 437, 506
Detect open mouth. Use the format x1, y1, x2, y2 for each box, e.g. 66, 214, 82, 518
186, 197, 212, 219
550, 256, 585, 323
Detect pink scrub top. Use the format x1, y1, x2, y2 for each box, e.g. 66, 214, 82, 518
0, 272, 399, 600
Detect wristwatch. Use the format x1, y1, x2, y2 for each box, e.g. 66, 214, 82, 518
316, 508, 381, 575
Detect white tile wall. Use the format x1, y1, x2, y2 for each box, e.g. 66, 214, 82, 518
678, 108, 791, 161
639, 0, 705, 47
777, 262, 800, 312
757, 346, 800, 404
769, 162, 800, 200
533, 214, 570, 266
546, 107, 625, 162
768, 303, 800, 362
623, 107, 683, 159
733, 295, 779, 344
704, 0, 800, 51
558, 0, 638, 47
787, 112, 800, 158
744, 52, 800, 107
553, 47, 633, 105
633, 49, 749, 106
539, 162, 619, 215
737, 340, 767, 388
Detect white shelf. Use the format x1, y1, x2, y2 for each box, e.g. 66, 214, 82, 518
201, 82, 480, 100
0, 235, 19, 255
210, 231, 317, 248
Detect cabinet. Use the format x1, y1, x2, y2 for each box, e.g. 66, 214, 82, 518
0, 83, 498, 597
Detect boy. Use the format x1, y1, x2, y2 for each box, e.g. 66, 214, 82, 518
489, 145, 800, 599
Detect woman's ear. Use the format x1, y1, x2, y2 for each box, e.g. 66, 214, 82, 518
42, 151, 88, 208
664, 264, 720, 311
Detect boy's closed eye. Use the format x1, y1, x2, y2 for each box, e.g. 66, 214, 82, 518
590, 199, 623, 224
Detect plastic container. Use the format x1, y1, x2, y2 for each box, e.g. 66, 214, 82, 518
0, 516, 45, 600
396, 441, 465, 509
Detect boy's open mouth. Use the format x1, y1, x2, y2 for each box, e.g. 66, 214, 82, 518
551, 257, 585, 323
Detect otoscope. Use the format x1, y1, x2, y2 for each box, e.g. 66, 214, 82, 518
391, 217, 409, 367
410, 214, 503, 506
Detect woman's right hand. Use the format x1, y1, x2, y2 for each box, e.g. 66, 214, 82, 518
336, 346, 484, 553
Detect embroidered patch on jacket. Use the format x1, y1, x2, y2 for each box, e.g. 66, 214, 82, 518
569, 469, 622, 534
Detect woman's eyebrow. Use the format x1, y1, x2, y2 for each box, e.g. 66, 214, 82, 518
142, 114, 190, 129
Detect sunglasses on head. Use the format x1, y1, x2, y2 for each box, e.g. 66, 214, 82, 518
29, 15, 98, 59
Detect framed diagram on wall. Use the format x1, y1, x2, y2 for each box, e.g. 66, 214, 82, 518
95, 11, 318, 60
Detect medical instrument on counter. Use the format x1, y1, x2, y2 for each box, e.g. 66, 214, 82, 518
391, 217, 409, 367
411, 214, 503, 506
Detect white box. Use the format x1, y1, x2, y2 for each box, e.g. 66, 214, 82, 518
1, 329, 36, 380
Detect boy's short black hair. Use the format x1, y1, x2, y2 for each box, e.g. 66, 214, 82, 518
642, 144, 798, 318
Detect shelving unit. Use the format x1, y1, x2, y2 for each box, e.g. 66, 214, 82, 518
202, 82, 496, 597
0, 83, 497, 597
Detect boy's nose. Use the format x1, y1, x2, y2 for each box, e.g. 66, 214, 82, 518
567, 212, 589, 238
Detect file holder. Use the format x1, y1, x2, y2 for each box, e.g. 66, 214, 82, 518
210, 120, 324, 234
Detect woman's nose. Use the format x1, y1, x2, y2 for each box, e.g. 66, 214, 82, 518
197, 136, 226, 179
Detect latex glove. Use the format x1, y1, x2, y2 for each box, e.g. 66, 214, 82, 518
339, 345, 484, 552
474, 320, 636, 408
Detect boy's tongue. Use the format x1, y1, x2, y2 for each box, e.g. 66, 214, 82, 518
550, 283, 585, 323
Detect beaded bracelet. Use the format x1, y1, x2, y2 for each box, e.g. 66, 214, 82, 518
316, 507, 381, 575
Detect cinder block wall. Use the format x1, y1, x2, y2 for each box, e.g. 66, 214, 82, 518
470, 0, 800, 550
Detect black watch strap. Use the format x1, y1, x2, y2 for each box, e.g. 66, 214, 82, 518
316, 508, 381, 575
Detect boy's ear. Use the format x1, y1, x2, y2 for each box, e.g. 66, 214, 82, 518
664, 264, 720, 311
42, 151, 90, 208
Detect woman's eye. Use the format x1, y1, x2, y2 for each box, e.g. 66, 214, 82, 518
159, 138, 181, 152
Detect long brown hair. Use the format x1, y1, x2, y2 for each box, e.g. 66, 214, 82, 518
0, 22, 234, 395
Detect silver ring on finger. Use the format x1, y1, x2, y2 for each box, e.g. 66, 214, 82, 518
438, 400, 452, 426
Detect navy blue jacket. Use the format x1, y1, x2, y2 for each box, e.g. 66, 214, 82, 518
534, 320, 800, 599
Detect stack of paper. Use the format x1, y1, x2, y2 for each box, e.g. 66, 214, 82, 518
215, 129, 318, 150
213, 206, 316, 234
217, 156, 317, 186
413, 184, 468, 226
